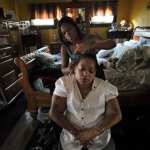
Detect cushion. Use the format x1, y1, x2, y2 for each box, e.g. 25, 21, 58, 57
35, 52, 55, 67
96, 49, 114, 58
139, 37, 150, 45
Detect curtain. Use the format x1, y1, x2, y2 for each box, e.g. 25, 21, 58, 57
31, 4, 56, 19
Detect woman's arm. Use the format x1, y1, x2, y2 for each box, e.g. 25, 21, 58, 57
94, 98, 122, 133
49, 95, 80, 136
77, 98, 122, 144
75, 35, 116, 53
61, 46, 71, 75
94, 39, 116, 50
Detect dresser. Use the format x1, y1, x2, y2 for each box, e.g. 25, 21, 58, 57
0, 20, 22, 110
107, 30, 133, 41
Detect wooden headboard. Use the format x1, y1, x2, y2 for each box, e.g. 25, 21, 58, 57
133, 26, 150, 40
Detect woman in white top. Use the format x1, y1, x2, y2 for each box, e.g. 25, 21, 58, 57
49, 53, 122, 150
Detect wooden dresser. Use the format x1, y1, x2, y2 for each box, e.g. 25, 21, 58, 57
107, 30, 133, 43
0, 21, 22, 110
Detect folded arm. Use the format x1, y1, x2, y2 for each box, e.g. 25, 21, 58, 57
49, 95, 81, 136
77, 98, 122, 145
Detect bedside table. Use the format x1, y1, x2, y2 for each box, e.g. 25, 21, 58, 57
107, 30, 133, 40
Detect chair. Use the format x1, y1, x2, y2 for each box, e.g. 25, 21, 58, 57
14, 57, 51, 118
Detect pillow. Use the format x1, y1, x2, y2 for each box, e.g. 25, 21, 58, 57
139, 37, 150, 45
96, 49, 114, 58
111, 43, 129, 60
35, 52, 55, 66
123, 39, 140, 48
36, 46, 49, 53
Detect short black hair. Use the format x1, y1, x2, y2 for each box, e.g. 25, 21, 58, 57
57, 16, 83, 45
73, 52, 105, 80
74, 52, 97, 73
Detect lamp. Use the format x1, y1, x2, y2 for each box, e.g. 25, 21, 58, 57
120, 20, 127, 27
90, 3, 114, 24
119, 20, 133, 31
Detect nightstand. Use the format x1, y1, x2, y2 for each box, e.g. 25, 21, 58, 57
107, 30, 133, 40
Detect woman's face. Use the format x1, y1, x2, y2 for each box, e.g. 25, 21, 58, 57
61, 23, 79, 43
74, 58, 96, 85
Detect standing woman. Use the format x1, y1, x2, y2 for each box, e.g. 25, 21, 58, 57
49, 53, 122, 150
58, 16, 116, 79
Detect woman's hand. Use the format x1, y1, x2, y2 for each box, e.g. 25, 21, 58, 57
68, 63, 75, 74
76, 128, 98, 145
75, 43, 89, 53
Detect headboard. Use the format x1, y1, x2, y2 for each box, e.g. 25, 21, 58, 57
133, 26, 150, 40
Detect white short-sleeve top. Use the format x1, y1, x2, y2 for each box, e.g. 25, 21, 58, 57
53, 75, 118, 150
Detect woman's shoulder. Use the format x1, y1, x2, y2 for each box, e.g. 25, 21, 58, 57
57, 75, 74, 85
95, 78, 117, 89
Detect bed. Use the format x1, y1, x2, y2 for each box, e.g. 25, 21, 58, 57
21, 27, 150, 107
96, 27, 150, 107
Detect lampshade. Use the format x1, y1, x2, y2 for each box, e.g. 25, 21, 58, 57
105, 6, 113, 16
120, 20, 127, 27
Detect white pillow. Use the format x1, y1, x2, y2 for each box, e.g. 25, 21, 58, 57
35, 52, 55, 66
139, 37, 150, 45
96, 49, 114, 58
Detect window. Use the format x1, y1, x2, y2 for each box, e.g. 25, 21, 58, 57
30, 4, 56, 26
90, 1, 117, 25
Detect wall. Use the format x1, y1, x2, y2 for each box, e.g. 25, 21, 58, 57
130, 0, 150, 27
1, 0, 149, 45
14, 0, 29, 20
117, 0, 131, 23
90, 27, 109, 39
0, 0, 12, 12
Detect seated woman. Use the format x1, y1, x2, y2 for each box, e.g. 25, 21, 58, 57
49, 52, 122, 150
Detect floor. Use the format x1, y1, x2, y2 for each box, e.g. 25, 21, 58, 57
0, 112, 35, 150
112, 106, 150, 150
0, 93, 35, 150
0, 95, 150, 150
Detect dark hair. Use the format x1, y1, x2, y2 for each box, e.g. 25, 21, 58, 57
73, 52, 105, 79
74, 52, 98, 70
57, 16, 83, 45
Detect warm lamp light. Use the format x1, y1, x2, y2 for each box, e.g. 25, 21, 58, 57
91, 16, 105, 23
91, 15, 114, 24
119, 20, 133, 31
105, 7, 113, 16
120, 20, 127, 27
90, 5, 114, 24
97, 8, 104, 16
56, 6, 62, 20
31, 19, 54, 26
